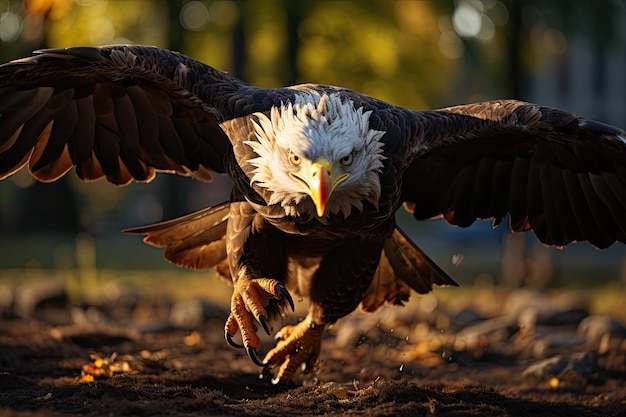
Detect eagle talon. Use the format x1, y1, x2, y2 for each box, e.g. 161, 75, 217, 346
259, 363, 273, 381
276, 284, 295, 312
224, 277, 296, 368
263, 316, 326, 383
259, 315, 271, 335
269, 372, 297, 387
225, 330, 244, 349
247, 346, 268, 367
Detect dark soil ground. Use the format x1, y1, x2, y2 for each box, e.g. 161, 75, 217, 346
1, 275, 625, 416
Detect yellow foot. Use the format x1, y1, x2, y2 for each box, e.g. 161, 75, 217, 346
263, 316, 326, 384
224, 278, 294, 366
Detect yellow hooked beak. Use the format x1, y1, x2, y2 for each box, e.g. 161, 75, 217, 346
290, 157, 350, 217
309, 158, 333, 217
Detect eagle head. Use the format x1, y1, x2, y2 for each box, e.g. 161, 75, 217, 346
245, 91, 386, 219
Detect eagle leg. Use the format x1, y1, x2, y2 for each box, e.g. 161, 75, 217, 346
262, 314, 326, 384
224, 277, 294, 365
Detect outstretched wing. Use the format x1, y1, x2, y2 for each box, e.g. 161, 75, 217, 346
0, 45, 244, 186
402, 100, 626, 249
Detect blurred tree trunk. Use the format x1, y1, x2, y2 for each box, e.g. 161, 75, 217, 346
505, 0, 523, 99
501, 232, 526, 289
283, 0, 308, 86
231, 1, 246, 80
159, 1, 188, 220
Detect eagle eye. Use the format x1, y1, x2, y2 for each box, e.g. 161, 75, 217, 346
340, 153, 354, 166
289, 152, 302, 166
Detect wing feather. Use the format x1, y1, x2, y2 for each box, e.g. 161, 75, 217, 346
589, 173, 626, 236
471, 156, 496, 220
577, 173, 618, 248
508, 157, 530, 232
447, 163, 477, 227
0, 45, 243, 186
126, 85, 169, 169
72, 96, 98, 180
540, 163, 567, 246
526, 159, 545, 240
402, 100, 626, 248
0, 93, 61, 175
157, 115, 187, 166
488, 159, 512, 227
0, 88, 53, 149
113, 90, 141, 155
30, 96, 78, 179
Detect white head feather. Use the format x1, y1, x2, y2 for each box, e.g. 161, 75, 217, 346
245, 91, 386, 219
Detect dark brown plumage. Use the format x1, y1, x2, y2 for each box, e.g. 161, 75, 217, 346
1, 45, 625, 384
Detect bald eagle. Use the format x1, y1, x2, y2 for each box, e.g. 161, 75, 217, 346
1, 45, 625, 384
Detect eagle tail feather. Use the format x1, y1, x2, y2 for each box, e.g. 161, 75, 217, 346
361, 250, 411, 312
383, 226, 459, 294
123, 201, 231, 273
361, 226, 458, 312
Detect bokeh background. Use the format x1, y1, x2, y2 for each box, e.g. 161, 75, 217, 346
0, 0, 625, 301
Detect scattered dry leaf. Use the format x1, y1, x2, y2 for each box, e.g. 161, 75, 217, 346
320, 377, 380, 400
184, 331, 202, 346
75, 349, 173, 383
